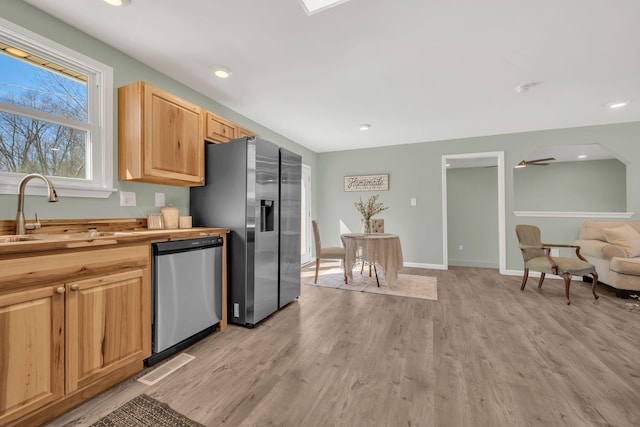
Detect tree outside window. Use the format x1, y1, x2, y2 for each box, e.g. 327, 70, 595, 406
0, 48, 89, 180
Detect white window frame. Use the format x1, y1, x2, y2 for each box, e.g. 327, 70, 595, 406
0, 17, 115, 198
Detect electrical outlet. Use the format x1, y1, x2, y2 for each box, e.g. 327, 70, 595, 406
410, 198, 417, 206
120, 191, 136, 207
550, 249, 559, 257
459, 244, 463, 251
233, 303, 240, 318
155, 192, 165, 207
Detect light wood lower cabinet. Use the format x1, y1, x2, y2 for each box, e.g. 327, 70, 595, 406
66, 269, 150, 394
0, 244, 151, 426
0, 286, 65, 423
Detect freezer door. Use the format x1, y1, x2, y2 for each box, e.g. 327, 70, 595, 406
247, 139, 280, 324
279, 148, 302, 307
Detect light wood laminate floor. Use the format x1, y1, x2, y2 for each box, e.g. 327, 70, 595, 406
44, 263, 640, 427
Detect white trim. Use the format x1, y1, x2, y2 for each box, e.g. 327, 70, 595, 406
0, 17, 114, 198
514, 211, 633, 218
301, 163, 312, 264
442, 151, 507, 274
404, 262, 447, 270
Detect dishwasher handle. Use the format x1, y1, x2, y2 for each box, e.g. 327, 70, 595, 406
153, 236, 223, 256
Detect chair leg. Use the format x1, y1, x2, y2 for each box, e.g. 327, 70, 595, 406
369, 263, 372, 277
314, 259, 320, 284
537, 273, 546, 289
563, 273, 572, 305
520, 268, 529, 290
591, 271, 599, 300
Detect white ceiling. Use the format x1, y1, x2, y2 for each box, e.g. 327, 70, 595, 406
24, 0, 640, 153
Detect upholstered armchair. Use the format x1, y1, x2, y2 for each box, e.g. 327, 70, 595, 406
516, 224, 599, 305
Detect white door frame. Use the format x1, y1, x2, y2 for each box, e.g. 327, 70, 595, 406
441, 151, 506, 274
301, 163, 312, 265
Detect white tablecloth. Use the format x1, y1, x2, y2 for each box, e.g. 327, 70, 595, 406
340, 233, 404, 286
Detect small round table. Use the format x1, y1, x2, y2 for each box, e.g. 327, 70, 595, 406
340, 233, 404, 286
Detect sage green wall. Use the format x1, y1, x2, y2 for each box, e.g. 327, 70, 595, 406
317, 121, 640, 271
514, 159, 626, 212
0, 0, 317, 223
447, 167, 499, 268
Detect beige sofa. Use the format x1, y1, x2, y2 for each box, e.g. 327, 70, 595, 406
574, 221, 640, 298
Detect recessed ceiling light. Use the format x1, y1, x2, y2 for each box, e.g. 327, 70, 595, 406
213, 66, 232, 79
578, 154, 587, 159
446, 163, 451, 167
359, 124, 371, 131
514, 82, 540, 93
5, 47, 29, 57
606, 100, 629, 109
103, 0, 130, 6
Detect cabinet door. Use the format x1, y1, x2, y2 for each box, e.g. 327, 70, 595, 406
236, 125, 257, 139
144, 85, 204, 184
204, 111, 236, 143
0, 286, 64, 425
66, 269, 151, 393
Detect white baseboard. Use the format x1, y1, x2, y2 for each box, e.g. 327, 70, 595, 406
403, 262, 448, 270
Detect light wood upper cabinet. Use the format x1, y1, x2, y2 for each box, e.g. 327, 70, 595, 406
205, 111, 236, 143
66, 269, 150, 393
236, 124, 257, 139
119, 81, 204, 186
204, 111, 258, 143
0, 286, 64, 425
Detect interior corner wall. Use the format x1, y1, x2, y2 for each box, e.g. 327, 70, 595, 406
447, 167, 499, 268
514, 159, 626, 212
316, 121, 640, 271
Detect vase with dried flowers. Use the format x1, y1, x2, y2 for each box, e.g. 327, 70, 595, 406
354, 194, 388, 233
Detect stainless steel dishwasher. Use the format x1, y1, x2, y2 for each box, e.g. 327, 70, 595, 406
146, 236, 223, 366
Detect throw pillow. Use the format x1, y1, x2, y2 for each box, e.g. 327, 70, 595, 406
603, 224, 640, 257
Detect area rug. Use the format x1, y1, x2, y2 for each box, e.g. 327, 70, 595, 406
90, 394, 204, 427
304, 268, 438, 301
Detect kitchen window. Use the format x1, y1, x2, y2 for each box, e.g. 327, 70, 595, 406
0, 17, 114, 198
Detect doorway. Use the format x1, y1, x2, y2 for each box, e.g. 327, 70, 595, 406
300, 164, 312, 265
441, 152, 506, 273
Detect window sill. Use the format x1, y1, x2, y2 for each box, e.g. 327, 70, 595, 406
0, 183, 116, 199
513, 211, 634, 219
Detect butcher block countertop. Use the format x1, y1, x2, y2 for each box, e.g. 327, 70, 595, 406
0, 227, 229, 255
0, 218, 228, 255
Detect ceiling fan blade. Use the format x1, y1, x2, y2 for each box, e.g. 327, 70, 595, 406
526, 157, 556, 164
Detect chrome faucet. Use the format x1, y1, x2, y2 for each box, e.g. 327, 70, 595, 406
15, 173, 58, 235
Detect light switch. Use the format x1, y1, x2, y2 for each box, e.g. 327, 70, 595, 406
410, 198, 417, 206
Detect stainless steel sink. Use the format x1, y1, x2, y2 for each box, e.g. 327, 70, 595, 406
0, 235, 42, 243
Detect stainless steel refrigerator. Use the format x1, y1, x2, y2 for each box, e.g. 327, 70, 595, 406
190, 137, 301, 327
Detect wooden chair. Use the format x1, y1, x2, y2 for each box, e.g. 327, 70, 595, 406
516, 224, 599, 305
312, 220, 347, 284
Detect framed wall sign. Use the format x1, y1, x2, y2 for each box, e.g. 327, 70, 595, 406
344, 174, 389, 192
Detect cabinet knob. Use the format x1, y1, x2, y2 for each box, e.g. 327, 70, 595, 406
70, 284, 80, 291
56, 287, 65, 294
